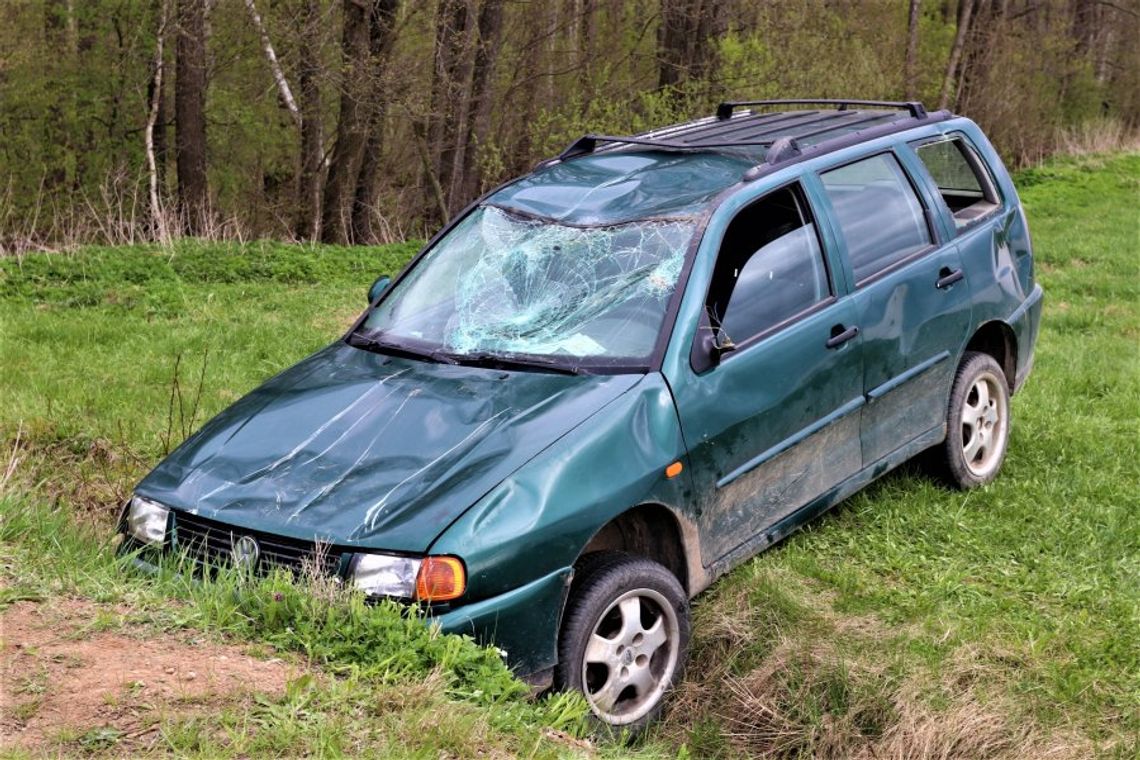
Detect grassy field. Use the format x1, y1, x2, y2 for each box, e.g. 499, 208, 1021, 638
1, 152, 1137, 758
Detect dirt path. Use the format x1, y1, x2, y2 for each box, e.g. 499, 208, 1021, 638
1, 599, 298, 754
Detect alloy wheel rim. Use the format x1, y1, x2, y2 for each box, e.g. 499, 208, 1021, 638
960, 370, 1008, 478
581, 587, 680, 725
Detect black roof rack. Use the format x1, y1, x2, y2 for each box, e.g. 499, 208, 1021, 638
715, 98, 928, 120
553, 98, 945, 170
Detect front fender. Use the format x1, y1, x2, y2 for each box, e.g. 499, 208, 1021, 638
427, 372, 691, 672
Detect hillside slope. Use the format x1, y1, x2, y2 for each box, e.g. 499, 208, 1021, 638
1, 153, 1137, 758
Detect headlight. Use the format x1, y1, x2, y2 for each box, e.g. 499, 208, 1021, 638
127, 495, 169, 546
350, 553, 467, 602
351, 554, 421, 598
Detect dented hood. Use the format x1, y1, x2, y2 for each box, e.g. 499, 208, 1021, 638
136, 342, 641, 551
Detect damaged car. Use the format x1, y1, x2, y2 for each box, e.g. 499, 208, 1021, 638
120, 99, 1042, 730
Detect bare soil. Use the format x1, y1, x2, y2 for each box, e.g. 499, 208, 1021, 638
1, 598, 297, 753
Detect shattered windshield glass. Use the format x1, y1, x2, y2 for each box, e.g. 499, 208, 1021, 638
356, 205, 695, 367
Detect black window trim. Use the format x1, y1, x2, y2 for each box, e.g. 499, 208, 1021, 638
816, 148, 941, 290
722, 294, 839, 359
696, 179, 838, 364
909, 132, 1005, 235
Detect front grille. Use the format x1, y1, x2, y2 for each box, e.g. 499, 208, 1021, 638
172, 511, 343, 578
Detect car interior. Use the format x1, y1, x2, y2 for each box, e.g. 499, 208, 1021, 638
706, 185, 830, 346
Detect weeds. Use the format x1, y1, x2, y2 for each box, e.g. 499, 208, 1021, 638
160, 350, 209, 456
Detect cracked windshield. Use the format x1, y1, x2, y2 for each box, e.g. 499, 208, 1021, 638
358, 205, 695, 363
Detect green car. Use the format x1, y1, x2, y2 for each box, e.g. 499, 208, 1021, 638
121, 99, 1042, 730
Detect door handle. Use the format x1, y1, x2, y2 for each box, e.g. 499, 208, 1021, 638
936, 267, 964, 289
826, 324, 860, 349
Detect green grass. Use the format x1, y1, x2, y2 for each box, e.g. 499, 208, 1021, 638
1, 152, 1138, 758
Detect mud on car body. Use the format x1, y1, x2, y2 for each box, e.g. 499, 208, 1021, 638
120, 99, 1043, 731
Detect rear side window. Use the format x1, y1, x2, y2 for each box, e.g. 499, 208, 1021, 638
914, 137, 1000, 230
708, 183, 830, 346
820, 153, 931, 284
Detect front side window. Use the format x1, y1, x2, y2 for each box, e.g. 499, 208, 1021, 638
914, 137, 1000, 229
356, 205, 695, 366
706, 184, 831, 346
820, 153, 932, 284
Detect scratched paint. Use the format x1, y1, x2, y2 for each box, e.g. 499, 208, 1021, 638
136, 342, 641, 551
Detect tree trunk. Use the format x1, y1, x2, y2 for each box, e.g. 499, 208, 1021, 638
146, 0, 170, 239
657, 0, 723, 92
296, 0, 322, 240
455, 0, 504, 210
44, 0, 75, 190
508, 3, 548, 176
243, 0, 300, 127
424, 0, 471, 224
577, 0, 596, 79
957, 0, 1001, 115
1071, 0, 1097, 59
657, 0, 689, 89
320, 0, 372, 244
938, 0, 975, 110
351, 0, 401, 244
905, 0, 922, 99
175, 0, 210, 235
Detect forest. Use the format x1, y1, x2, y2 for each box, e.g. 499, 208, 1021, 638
0, 0, 1137, 251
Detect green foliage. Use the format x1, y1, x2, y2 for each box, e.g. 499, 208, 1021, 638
1, 0, 1135, 249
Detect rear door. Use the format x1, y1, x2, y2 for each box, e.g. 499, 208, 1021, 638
816, 151, 972, 465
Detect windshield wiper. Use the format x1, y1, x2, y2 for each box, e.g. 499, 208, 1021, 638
350, 333, 584, 374
347, 333, 458, 364
439, 351, 584, 376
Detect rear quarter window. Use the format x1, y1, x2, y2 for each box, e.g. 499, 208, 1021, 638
913, 136, 1001, 231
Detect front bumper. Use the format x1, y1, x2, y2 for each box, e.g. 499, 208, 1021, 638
120, 528, 572, 683
433, 566, 574, 684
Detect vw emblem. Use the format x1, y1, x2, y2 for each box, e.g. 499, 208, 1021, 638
232, 534, 260, 571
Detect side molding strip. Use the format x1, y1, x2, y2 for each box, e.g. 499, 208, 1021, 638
865, 350, 951, 401
716, 396, 865, 489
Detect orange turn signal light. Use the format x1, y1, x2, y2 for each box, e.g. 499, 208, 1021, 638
416, 555, 466, 602
665, 461, 683, 478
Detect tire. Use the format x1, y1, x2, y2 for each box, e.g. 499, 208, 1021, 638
555, 551, 690, 736
935, 351, 1011, 489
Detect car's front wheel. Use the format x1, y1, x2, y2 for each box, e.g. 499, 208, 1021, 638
935, 351, 1011, 488
555, 551, 689, 734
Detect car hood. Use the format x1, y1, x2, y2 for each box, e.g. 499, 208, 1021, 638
136, 342, 641, 551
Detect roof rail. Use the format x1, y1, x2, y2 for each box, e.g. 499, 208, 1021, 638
557, 133, 777, 162
715, 99, 928, 121
550, 99, 946, 168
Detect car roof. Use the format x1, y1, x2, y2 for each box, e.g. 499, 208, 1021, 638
487, 151, 755, 226
487, 100, 952, 226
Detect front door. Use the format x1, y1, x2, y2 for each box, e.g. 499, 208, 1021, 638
670, 182, 865, 564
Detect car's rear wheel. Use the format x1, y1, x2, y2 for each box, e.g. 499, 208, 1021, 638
935, 351, 1011, 488
555, 551, 689, 735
